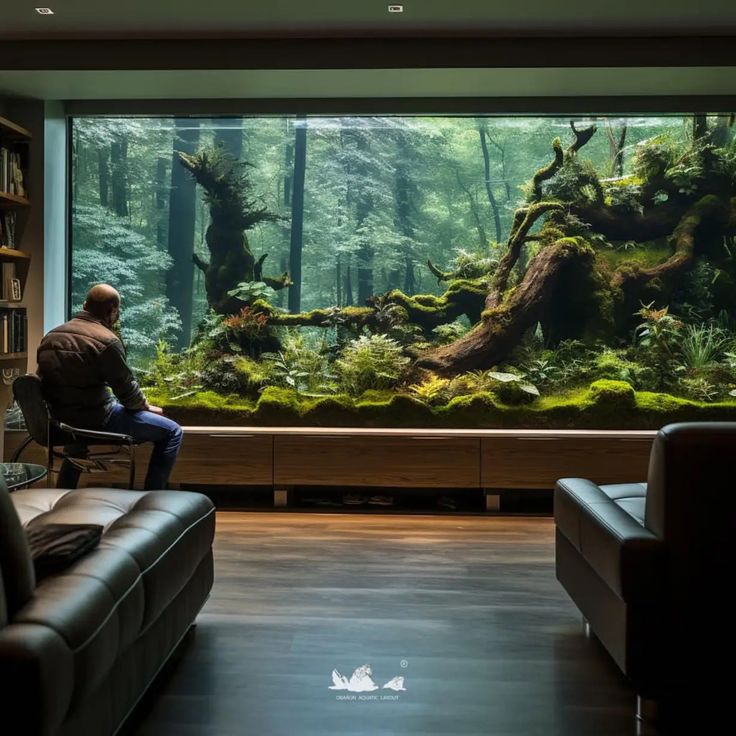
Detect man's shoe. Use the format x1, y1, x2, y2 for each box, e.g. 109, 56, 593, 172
343, 493, 368, 506
368, 495, 394, 507
437, 495, 457, 510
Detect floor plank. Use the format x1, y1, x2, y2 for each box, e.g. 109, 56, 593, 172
128, 512, 642, 736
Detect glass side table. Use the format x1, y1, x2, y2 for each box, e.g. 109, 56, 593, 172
1, 462, 48, 492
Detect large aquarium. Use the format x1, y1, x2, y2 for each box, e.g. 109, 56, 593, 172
70, 114, 736, 428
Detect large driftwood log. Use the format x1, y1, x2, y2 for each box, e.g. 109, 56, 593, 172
416, 239, 596, 375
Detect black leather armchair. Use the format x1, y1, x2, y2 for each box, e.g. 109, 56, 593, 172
554, 422, 736, 720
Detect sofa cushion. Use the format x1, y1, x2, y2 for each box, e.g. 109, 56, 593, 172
9, 488, 215, 707
600, 482, 647, 526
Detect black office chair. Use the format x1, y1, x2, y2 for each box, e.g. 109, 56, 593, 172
11, 373, 137, 489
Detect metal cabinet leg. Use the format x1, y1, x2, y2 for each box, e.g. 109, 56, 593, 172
484, 492, 501, 512
273, 488, 289, 507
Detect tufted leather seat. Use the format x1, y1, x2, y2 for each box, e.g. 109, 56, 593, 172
0, 483, 215, 736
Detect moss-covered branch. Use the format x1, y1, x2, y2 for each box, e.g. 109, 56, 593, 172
258, 279, 488, 332
488, 201, 564, 308
531, 138, 564, 202
613, 194, 729, 292
567, 121, 597, 155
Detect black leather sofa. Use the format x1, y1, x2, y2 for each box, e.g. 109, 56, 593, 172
554, 422, 735, 719
0, 477, 215, 736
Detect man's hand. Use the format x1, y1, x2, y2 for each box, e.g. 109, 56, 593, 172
146, 404, 164, 415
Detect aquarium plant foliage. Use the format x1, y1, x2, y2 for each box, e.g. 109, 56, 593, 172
71, 114, 736, 427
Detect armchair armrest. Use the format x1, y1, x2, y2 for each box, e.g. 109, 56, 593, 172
555, 478, 665, 601
53, 420, 134, 445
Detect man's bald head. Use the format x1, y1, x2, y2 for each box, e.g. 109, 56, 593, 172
84, 284, 121, 326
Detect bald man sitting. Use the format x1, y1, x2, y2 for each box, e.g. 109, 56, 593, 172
37, 284, 183, 490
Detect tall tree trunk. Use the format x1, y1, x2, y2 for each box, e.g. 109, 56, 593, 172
213, 119, 243, 159
394, 133, 418, 294
478, 122, 503, 243
455, 168, 488, 249
344, 259, 354, 306
336, 253, 343, 307
605, 120, 628, 177
98, 147, 110, 208
155, 157, 168, 247
110, 134, 129, 217
166, 120, 200, 348
693, 113, 708, 141
288, 116, 307, 313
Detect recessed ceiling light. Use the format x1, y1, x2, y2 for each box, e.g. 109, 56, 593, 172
387, 4, 404, 12
35, 7, 54, 14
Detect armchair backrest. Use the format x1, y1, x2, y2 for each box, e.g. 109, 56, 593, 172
0, 475, 36, 622
12, 374, 51, 448
645, 422, 736, 660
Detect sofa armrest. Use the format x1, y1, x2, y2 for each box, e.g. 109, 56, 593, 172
0, 622, 74, 736
555, 478, 665, 601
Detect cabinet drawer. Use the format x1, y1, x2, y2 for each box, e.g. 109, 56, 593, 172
275, 435, 480, 488
481, 436, 653, 489
171, 433, 273, 485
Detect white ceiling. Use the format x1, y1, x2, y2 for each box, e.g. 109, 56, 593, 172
1, 0, 736, 39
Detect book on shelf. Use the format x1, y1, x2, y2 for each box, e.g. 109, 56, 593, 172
0, 210, 17, 248
0, 146, 26, 197
0, 307, 27, 354
2, 262, 21, 300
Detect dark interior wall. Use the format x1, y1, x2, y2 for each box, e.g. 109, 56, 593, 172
0, 35, 734, 72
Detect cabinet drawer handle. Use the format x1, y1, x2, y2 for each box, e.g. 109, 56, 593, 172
208, 433, 255, 438
409, 436, 451, 441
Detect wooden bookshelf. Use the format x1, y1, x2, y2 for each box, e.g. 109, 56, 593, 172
0, 116, 32, 141
0, 192, 30, 208
0, 352, 27, 361
0, 247, 30, 262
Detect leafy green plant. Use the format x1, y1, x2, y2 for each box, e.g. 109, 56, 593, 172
408, 374, 451, 405
679, 376, 719, 402
519, 357, 561, 388
432, 321, 469, 345
142, 340, 205, 399
634, 304, 684, 389
263, 332, 335, 395
335, 334, 410, 396
226, 280, 274, 304
680, 324, 728, 371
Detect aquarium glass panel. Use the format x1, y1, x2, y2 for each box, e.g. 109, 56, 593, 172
69, 114, 736, 427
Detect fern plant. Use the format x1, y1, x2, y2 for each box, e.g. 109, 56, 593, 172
335, 334, 409, 396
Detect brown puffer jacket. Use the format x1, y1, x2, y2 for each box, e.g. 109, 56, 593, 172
36, 311, 147, 428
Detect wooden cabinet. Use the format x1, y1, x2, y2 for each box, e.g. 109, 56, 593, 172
171, 432, 273, 485
5, 428, 657, 494
274, 434, 479, 488
481, 435, 653, 489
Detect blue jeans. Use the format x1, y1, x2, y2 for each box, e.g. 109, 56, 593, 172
58, 404, 183, 490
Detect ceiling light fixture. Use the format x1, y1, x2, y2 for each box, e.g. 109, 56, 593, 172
35, 7, 54, 14
387, 4, 404, 12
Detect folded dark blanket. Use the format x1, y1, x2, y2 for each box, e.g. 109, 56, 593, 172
25, 523, 104, 579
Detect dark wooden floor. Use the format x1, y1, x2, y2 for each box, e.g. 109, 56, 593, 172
128, 513, 645, 736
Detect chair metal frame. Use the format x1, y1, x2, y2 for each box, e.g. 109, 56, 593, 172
11, 375, 138, 489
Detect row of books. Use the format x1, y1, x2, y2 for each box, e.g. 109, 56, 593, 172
0, 147, 26, 197
0, 211, 17, 248
0, 308, 27, 354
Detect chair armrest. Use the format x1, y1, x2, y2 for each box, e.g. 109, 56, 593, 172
54, 420, 134, 444
0, 622, 74, 735
555, 478, 664, 601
